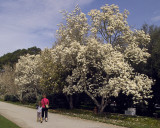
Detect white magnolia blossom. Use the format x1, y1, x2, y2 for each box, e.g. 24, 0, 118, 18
60, 41, 81, 70
57, 6, 89, 46
15, 54, 41, 101
88, 4, 130, 44
124, 42, 150, 64
55, 41, 82, 95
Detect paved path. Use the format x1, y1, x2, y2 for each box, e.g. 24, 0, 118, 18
0, 101, 125, 128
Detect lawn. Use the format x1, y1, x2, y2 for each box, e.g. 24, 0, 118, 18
0, 114, 20, 128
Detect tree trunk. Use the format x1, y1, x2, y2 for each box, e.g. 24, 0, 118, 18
84, 89, 108, 114
35, 87, 38, 101
19, 92, 23, 103
65, 94, 74, 109
69, 95, 73, 109
98, 97, 108, 114
98, 105, 106, 114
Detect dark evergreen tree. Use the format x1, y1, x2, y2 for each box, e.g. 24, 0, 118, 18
0, 46, 41, 70
140, 24, 160, 116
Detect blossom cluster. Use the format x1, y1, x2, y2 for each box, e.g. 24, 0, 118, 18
57, 6, 89, 46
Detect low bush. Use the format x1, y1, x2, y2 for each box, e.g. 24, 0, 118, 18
4, 95, 18, 102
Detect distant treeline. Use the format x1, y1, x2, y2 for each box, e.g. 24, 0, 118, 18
0, 46, 41, 70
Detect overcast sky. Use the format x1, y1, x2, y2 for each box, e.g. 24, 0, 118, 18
0, 0, 160, 56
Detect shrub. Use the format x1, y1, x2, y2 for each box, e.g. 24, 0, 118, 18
4, 95, 18, 102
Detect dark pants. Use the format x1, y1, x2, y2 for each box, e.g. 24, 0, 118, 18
42, 108, 48, 118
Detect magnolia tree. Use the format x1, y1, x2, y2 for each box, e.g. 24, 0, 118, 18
62, 4, 153, 113
15, 54, 41, 102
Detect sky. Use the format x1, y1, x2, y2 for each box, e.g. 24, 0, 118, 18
0, 0, 160, 56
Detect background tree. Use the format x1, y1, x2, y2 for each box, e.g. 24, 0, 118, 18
0, 65, 17, 99
15, 54, 41, 102
141, 24, 160, 105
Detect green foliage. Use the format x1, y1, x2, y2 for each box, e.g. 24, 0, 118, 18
40, 63, 66, 93
40, 49, 67, 94
141, 24, 160, 111
0, 46, 41, 70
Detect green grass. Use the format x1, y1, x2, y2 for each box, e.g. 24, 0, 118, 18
1, 99, 160, 128
0, 114, 20, 128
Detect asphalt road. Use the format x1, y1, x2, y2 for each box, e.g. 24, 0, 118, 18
0, 101, 125, 128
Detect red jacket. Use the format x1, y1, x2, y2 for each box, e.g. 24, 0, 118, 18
41, 98, 49, 108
